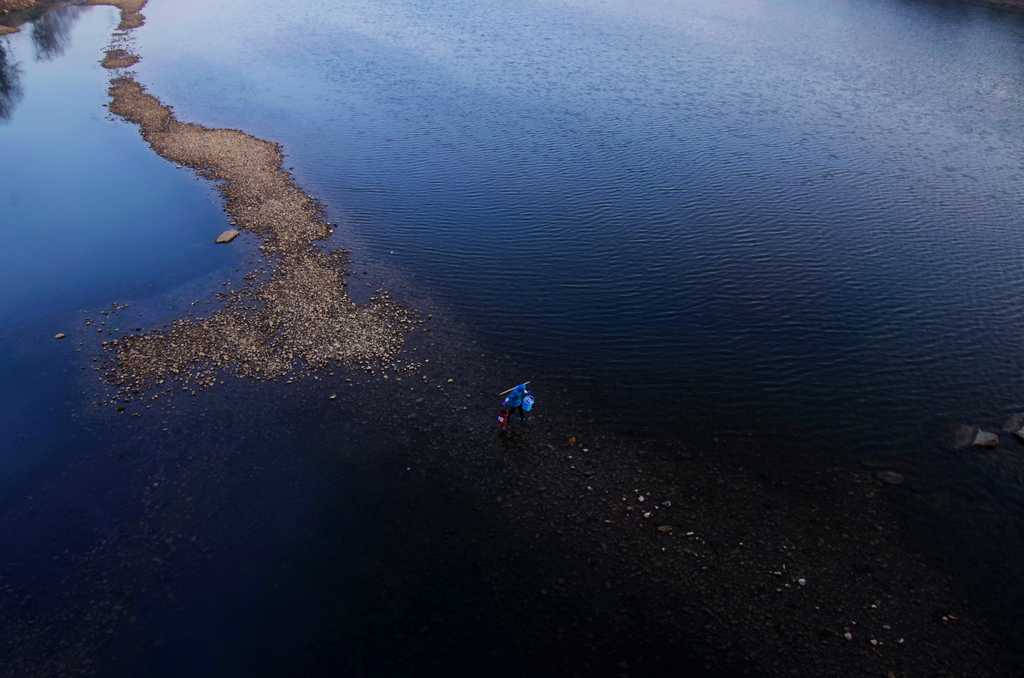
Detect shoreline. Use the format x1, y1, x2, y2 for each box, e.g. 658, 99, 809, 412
0, 1, 1019, 675
0, 0, 144, 33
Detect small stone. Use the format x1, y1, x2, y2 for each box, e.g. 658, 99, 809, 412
215, 229, 240, 244
797, 577, 807, 586
1015, 428, 1024, 444
446, 378, 454, 384
875, 471, 904, 485
972, 430, 999, 448
328, 394, 337, 400
843, 632, 853, 641
54, 332, 65, 340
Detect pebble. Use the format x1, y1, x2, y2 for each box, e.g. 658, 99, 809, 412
875, 471, 904, 485
215, 229, 240, 244
54, 332, 66, 340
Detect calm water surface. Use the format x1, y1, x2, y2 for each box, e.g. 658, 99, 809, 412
127, 0, 1024, 630
0, 6, 243, 486
128, 0, 1024, 456
4, 0, 1024, 669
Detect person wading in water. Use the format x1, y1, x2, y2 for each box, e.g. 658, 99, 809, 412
497, 382, 534, 431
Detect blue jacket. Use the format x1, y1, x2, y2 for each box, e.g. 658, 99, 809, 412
503, 384, 528, 408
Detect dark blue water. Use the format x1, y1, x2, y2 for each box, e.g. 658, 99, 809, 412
125, 0, 1024, 459
4, 0, 1024, 671
0, 6, 245, 487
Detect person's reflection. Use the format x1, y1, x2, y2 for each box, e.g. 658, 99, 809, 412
30, 4, 83, 61
0, 41, 23, 121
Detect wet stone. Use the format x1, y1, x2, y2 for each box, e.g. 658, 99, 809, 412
953, 424, 977, 449
972, 430, 999, 448
215, 229, 240, 244
1003, 413, 1024, 432
875, 471, 904, 485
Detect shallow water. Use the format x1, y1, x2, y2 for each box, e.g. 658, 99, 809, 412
124, 0, 1024, 647
4, 0, 1024, 671
0, 6, 244, 486
128, 0, 1024, 458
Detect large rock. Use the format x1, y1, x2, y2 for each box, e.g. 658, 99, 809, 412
1014, 428, 1024, 444
953, 424, 978, 449
1003, 413, 1024, 432
972, 430, 1000, 448
215, 229, 240, 244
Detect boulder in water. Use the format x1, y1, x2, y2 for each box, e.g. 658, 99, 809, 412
953, 424, 978, 449
972, 430, 999, 448
1003, 414, 1024, 432
215, 229, 240, 244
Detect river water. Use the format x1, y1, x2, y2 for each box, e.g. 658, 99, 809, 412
130, 0, 1024, 602
3, 0, 1024, 672
130, 0, 1024, 451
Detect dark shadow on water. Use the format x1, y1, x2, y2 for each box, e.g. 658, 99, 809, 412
0, 41, 23, 121
30, 3, 82, 61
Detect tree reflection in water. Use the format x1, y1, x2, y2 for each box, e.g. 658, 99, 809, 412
0, 41, 23, 121
30, 3, 82, 61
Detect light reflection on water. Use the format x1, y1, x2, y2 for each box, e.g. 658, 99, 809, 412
132, 0, 1024, 454
0, 7, 242, 481
3, 0, 1024, 664
126, 0, 1024, 647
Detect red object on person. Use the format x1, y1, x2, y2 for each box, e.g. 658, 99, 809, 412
497, 409, 510, 430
